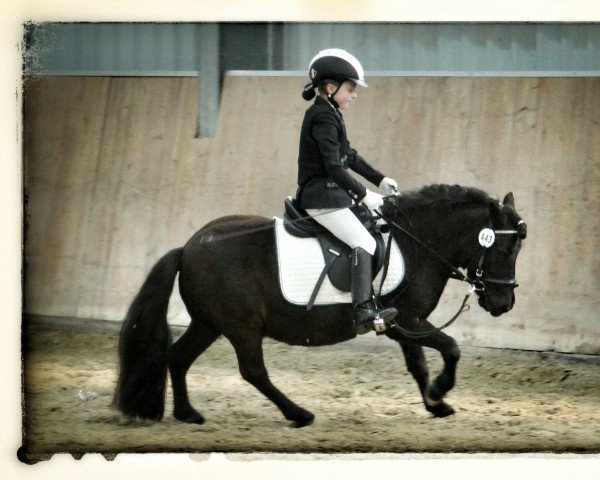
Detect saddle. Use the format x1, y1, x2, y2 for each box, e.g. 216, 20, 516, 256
282, 197, 389, 309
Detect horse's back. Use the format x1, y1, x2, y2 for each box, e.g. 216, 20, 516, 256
181, 215, 271, 253
179, 215, 276, 313
192, 214, 271, 236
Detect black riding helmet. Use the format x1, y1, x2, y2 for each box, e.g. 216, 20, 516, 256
302, 48, 368, 101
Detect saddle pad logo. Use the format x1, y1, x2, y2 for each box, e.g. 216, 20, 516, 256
273, 217, 405, 306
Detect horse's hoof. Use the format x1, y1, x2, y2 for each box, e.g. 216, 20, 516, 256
289, 410, 315, 428
427, 402, 455, 418
174, 408, 206, 425
291, 417, 314, 428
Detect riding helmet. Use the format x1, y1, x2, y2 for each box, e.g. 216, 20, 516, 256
302, 48, 368, 100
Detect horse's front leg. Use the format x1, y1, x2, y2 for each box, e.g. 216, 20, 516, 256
421, 329, 461, 409
387, 318, 460, 417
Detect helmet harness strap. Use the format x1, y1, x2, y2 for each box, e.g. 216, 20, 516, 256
327, 81, 342, 109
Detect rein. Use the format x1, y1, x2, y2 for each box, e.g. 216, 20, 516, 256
374, 204, 479, 290
373, 198, 520, 339
375, 206, 474, 288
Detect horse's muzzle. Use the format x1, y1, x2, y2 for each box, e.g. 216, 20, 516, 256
478, 291, 515, 317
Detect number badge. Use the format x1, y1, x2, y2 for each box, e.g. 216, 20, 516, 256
478, 228, 496, 248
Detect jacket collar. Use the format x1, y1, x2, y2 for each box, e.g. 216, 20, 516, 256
315, 95, 343, 120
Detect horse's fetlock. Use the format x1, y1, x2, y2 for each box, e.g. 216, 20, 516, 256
425, 383, 443, 403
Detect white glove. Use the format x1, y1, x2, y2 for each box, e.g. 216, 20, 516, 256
360, 189, 384, 211
379, 177, 399, 195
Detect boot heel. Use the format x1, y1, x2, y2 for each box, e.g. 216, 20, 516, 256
378, 307, 397, 323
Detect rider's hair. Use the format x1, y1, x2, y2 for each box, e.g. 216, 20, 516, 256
317, 79, 340, 97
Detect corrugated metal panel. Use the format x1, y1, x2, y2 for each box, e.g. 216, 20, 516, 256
37, 23, 199, 74
281, 23, 600, 73
30, 22, 600, 76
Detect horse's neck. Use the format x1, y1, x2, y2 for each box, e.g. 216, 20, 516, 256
409, 205, 489, 270
447, 207, 490, 269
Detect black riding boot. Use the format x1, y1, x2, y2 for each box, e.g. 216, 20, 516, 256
351, 247, 398, 335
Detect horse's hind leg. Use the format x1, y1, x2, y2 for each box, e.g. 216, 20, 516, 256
229, 333, 315, 428
168, 319, 220, 424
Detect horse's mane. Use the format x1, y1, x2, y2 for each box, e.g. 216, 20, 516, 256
398, 184, 492, 212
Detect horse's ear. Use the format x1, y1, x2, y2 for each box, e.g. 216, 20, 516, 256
502, 192, 515, 208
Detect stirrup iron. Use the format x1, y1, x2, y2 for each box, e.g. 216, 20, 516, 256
372, 315, 387, 333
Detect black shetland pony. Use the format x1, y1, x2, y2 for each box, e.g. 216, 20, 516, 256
114, 185, 527, 427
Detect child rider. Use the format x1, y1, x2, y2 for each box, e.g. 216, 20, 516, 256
296, 48, 399, 335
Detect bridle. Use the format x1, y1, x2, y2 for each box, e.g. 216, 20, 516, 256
373, 198, 525, 338
461, 225, 524, 294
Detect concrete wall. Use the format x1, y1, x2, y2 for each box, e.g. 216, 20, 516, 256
23, 75, 600, 354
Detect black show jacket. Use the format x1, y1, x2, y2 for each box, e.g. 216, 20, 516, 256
296, 96, 385, 209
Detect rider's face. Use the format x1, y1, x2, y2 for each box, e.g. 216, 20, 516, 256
330, 80, 357, 109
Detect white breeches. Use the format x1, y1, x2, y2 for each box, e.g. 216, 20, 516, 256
305, 207, 376, 255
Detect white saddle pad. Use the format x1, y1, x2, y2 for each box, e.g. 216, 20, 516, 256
273, 217, 405, 306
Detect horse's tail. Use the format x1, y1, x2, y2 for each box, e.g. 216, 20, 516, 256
113, 247, 183, 421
